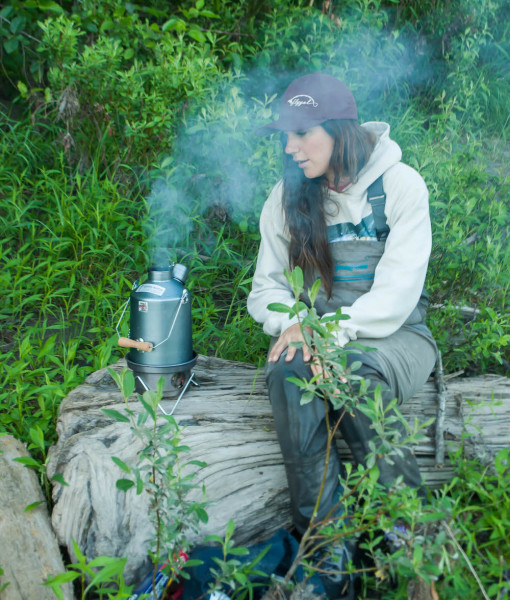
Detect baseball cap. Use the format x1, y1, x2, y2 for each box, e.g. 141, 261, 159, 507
257, 73, 358, 135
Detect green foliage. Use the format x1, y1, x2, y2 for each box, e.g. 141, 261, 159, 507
36, 14, 228, 166
432, 447, 510, 600
44, 540, 133, 599
0, 117, 147, 465
269, 268, 508, 599
106, 368, 209, 598
205, 520, 271, 599
0, 565, 9, 594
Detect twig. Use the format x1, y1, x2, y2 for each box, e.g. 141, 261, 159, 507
434, 351, 447, 466
444, 369, 465, 381
442, 520, 491, 600
0, 15, 42, 44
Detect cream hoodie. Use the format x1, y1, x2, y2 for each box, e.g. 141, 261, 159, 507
247, 122, 432, 347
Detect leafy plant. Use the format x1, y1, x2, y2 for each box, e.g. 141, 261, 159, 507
205, 519, 271, 599
264, 268, 448, 595
106, 368, 208, 599
433, 446, 510, 600
44, 540, 133, 600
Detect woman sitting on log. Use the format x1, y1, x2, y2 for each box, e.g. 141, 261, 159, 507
247, 72, 438, 599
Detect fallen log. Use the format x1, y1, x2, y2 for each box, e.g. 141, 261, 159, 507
47, 355, 510, 584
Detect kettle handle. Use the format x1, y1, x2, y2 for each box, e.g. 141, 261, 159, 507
117, 337, 153, 352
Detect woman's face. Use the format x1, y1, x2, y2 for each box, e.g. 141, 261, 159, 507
284, 125, 335, 184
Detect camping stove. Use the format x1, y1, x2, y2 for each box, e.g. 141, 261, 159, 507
117, 262, 197, 398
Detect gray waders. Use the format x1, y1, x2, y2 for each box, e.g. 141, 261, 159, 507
265, 176, 438, 535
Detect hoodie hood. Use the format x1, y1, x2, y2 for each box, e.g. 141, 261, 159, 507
353, 122, 402, 192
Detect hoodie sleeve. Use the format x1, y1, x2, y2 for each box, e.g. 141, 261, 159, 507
247, 181, 306, 337
330, 162, 432, 347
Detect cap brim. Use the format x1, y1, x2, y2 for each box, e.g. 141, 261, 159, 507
255, 114, 328, 136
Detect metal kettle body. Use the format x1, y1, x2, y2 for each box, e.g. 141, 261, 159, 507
119, 264, 197, 395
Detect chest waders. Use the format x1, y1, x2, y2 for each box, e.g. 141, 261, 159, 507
265, 176, 437, 536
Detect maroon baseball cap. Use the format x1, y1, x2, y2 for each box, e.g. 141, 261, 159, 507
257, 72, 358, 134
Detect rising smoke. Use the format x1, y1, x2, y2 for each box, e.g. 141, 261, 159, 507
143, 14, 435, 265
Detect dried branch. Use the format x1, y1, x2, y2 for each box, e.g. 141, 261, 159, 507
434, 351, 447, 466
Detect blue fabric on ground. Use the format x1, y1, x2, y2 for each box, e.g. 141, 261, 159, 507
181, 529, 325, 599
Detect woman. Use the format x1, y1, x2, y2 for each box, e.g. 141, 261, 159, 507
247, 73, 437, 598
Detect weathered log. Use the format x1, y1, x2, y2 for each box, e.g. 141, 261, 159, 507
47, 356, 510, 584
0, 435, 73, 600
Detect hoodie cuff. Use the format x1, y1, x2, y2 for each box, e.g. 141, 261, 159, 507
335, 328, 352, 348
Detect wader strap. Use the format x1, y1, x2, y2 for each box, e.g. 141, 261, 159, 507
367, 175, 390, 241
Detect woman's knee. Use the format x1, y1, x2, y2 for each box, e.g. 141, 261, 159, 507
265, 348, 312, 386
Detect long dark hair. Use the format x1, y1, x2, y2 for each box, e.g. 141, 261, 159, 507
282, 119, 377, 298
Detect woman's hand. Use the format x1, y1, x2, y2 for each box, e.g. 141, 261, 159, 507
268, 323, 312, 363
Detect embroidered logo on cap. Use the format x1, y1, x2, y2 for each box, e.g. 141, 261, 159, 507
288, 95, 318, 108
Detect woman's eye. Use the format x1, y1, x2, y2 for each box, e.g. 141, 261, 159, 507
296, 130, 308, 137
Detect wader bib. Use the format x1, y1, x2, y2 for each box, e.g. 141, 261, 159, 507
266, 176, 437, 533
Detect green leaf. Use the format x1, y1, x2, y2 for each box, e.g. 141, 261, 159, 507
300, 391, 315, 405
188, 28, 206, 43
136, 473, 144, 495
51, 473, 69, 486
308, 278, 322, 305
122, 369, 136, 398
10, 16, 25, 34
162, 17, 178, 31
204, 534, 224, 544
186, 558, 204, 569
289, 340, 303, 348
116, 478, 135, 492
38, 0, 66, 13
350, 361, 362, 372
24, 500, 45, 512
102, 408, 130, 423
285, 376, 307, 388
4, 38, 19, 54
416, 511, 446, 523
29, 426, 45, 452
0, 6, 14, 18
267, 302, 292, 314
234, 572, 249, 585
13, 456, 40, 468
288, 266, 304, 293
85, 557, 127, 591
225, 519, 235, 539
37, 334, 57, 359
112, 456, 131, 473
321, 313, 350, 322
196, 507, 209, 523
100, 18, 114, 32
228, 547, 249, 557
44, 570, 80, 588
72, 539, 86, 563
413, 543, 423, 565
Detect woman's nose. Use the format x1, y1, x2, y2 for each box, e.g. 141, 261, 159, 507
285, 133, 299, 155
